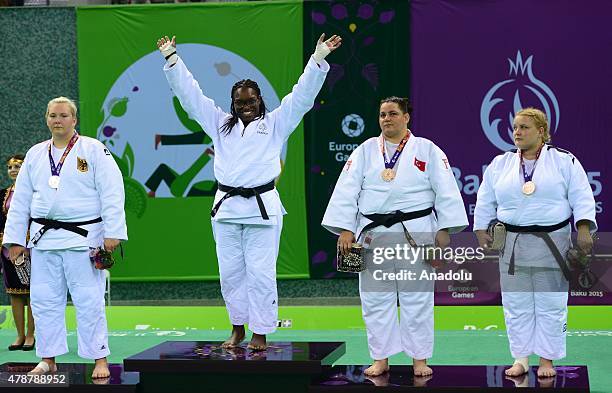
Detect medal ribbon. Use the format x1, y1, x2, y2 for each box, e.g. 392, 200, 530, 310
379, 131, 410, 170
48, 132, 79, 177
519, 143, 544, 183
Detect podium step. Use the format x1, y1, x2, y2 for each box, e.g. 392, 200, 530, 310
124, 341, 345, 393
310, 365, 589, 392
0, 362, 139, 393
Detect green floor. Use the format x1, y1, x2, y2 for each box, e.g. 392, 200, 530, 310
0, 306, 610, 392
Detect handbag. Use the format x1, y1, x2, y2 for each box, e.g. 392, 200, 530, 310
566, 234, 598, 289
336, 243, 366, 273
89, 247, 116, 270
487, 220, 507, 251
13, 253, 31, 286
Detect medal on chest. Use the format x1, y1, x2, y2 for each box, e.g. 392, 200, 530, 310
48, 175, 61, 189
379, 132, 410, 182
520, 145, 544, 196
48, 132, 79, 189
521, 180, 536, 195
381, 168, 396, 182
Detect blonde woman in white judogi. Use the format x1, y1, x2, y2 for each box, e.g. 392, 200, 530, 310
474, 107, 596, 378
3, 97, 127, 378
323, 97, 468, 377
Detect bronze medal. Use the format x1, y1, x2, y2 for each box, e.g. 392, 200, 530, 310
522, 180, 536, 195
381, 168, 396, 182
379, 132, 410, 184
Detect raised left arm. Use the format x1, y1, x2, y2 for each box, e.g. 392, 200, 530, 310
273, 34, 342, 139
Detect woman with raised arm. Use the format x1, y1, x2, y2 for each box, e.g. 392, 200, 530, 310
156, 33, 341, 350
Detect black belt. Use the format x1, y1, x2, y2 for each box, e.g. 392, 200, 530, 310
30, 217, 103, 245
359, 207, 433, 244
211, 180, 275, 220
503, 218, 571, 280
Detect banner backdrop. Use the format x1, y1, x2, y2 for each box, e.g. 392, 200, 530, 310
410, 0, 612, 304
304, 0, 410, 278
77, 2, 308, 280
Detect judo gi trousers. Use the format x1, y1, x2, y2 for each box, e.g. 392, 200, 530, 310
500, 264, 569, 360
30, 248, 109, 359
359, 261, 435, 361
212, 215, 282, 335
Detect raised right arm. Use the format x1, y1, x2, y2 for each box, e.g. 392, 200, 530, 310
157, 35, 225, 143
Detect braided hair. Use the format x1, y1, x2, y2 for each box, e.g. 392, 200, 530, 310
380, 96, 413, 115
220, 79, 267, 135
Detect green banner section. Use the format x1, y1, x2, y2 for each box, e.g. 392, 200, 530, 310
1, 306, 607, 331
76, 2, 308, 280
303, 0, 411, 278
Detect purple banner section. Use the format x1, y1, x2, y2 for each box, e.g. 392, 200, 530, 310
411, 0, 612, 304
433, 257, 612, 306
433, 232, 612, 305
410, 0, 611, 226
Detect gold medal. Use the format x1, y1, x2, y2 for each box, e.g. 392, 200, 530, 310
522, 181, 536, 195
381, 168, 396, 182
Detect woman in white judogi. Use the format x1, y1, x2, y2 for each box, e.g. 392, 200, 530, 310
156, 34, 341, 350
3, 97, 127, 378
322, 97, 468, 377
474, 107, 596, 378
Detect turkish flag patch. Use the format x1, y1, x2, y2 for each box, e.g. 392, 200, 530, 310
343, 159, 352, 171
414, 157, 426, 172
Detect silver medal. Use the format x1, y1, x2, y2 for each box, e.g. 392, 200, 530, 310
48, 175, 60, 189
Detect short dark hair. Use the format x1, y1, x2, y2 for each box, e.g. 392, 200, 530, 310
380, 96, 413, 115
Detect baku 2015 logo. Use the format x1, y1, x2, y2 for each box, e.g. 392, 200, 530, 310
481, 51, 560, 152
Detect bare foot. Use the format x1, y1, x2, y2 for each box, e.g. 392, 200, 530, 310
505, 362, 527, 376
222, 325, 246, 349
537, 358, 556, 377
413, 374, 433, 387
225, 346, 247, 359
538, 376, 556, 388
365, 372, 390, 386
29, 359, 57, 375
364, 359, 389, 377
92, 377, 111, 385
413, 359, 432, 376
505, 373, 528, 387
92, 358, 110, 379
247, 333, 267, 351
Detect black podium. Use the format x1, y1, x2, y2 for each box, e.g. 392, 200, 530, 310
310, 365, 590, 392
0, 362, 139, 393
1, 349, 591, 392
124, 341, 345, 393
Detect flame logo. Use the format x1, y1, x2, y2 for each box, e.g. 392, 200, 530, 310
480, 51, 560, 151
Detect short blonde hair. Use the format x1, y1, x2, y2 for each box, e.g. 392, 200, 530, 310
515, 107, 550, 143
46, 96, 78, 118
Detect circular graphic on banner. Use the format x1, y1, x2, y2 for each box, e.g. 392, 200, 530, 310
341, 113, 365, 137
480, 51, 560, 152
96, 44, 282, 215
